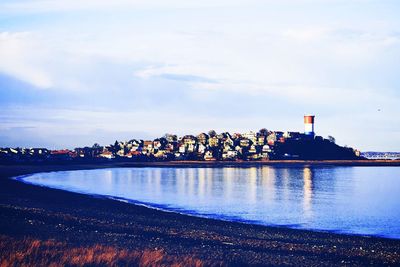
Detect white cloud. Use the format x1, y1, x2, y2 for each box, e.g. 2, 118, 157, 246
2, 10, 400, 101
2, 1, 399, 98
0, 32, 53, 88
1, 0, 399, 150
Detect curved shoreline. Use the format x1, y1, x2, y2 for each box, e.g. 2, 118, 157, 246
15, 168, 400, 241
1, 163, 400, 266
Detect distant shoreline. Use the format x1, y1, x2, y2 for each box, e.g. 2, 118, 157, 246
4, 159, 400, 168
120, 159, 400, 167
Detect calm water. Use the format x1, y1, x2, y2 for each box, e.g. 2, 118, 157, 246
20, 166, 400, 239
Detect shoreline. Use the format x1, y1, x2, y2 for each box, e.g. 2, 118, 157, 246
14, 170, 400, 241
4, 159, 400, 168
1, 163, 400, 266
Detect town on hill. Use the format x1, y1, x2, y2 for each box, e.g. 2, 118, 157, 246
0, 116, 362, 163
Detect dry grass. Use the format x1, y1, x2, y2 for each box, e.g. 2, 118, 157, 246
0, 235, 219, 267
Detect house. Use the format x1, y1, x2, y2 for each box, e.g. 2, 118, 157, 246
178, 144, 186, 153
126, 149, 145, 158
127, 139, 140, 145
283, 131, 291, 138
217, 132, 228, 140
75, 147, 88, 157
223, 143, 233, 153
99, 151, 114, 159
143, 141, 154, 153
222, 150, 238, 160
267, 132, 277, 145
154, 150, 167, 158
208, 136, 219, 147
29, 148, 50, 157
204, 150, 215, 161
248, 153, 261, 160
197, 133, 208, 145
187, 143, 195, 152
261, 152, 269, 160
165, 134, 177, 143
197, 143, 206, 154
262, 145, 272, 153
243, 131, 257, 143
153, 139, 162, 149
116, 149, 125, 157
240, 139, 250, 147
235, 145, 242, 154
130, 145, 139, 152
257, 135, 266, 146
249, 145, 257, 154
9, 148, 19, 154
232, 133, 242, 140
75, 146, 103, 158
165, 143, 175, 152
125, 151, 134, 158
143, 141, 153, 149
222, 135, 234, 147
182, 135, 196, 145
50, 150, 72, 160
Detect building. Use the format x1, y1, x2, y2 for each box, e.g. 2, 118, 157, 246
304, 115, 315, 137
243, 131, 257, 143
204, 150, 215, 161
99, 151, 114, 159
208, 136, 219, 147
197, 133, 208, 145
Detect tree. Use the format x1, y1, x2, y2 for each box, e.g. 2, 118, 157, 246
258, 128, 268, 136
327, 135, 336, 144
164, 133, 177, 142
109, 140, 120, 154
91, 143, 103, 157
92, 143, 101, 149
114, 140, 119, 148
208, 130, 217, 137
159, 137, 168, 148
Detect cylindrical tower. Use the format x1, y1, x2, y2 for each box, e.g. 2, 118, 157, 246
304, 115, 315, 136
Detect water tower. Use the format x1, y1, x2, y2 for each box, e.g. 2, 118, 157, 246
304, 115, 315, 137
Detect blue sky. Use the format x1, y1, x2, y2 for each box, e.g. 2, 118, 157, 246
0, 0, 399, 150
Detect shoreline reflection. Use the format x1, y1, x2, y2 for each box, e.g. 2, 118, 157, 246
23, 166, 400, 239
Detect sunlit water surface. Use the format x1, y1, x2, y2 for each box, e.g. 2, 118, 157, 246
20, 166, 400, 239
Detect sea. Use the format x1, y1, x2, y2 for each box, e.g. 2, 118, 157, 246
19, 166, 400, 239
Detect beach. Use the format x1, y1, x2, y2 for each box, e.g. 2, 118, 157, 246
1, 162, 400, 266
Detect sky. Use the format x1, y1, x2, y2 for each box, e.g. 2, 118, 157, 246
0, 0, 399, 151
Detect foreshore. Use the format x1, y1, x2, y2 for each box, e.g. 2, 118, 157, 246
1, 162, 400, 266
